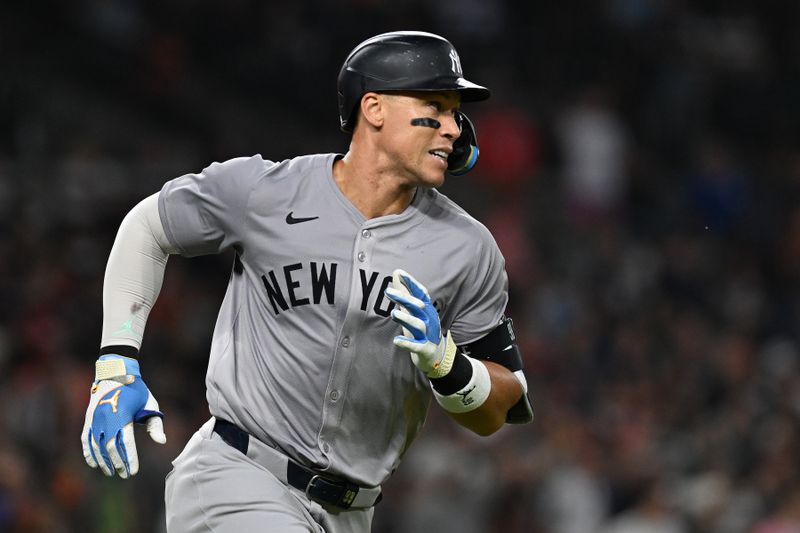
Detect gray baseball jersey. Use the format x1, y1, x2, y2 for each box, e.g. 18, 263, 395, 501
158, 153, 508, 487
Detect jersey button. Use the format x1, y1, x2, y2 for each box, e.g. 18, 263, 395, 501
361, 229, 372, 239
341, 336, 350, 347
322, 442, 331, 453
357, 251, 366, 262
329, 390, 340, 402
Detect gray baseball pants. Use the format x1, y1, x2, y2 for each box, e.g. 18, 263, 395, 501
164, 419, 374, 532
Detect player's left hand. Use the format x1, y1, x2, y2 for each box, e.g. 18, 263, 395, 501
80, 355, 166, 479
385, 269, 457, 377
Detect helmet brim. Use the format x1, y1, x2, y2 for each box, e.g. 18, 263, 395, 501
374, 77, 490, 102
454, 78, 491, 102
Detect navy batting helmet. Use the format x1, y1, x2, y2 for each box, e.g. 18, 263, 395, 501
337, 31, 490, 175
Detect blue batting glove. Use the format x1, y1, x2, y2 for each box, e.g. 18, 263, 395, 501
80, 355, 165, 479
384, 269, 457, 377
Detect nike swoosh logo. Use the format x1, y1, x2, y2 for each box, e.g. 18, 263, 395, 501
286, 212, 319, 225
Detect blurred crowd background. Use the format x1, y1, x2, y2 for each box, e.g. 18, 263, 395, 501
3, 0, 800, 532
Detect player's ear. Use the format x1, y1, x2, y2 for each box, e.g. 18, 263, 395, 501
359, 92, 385, 129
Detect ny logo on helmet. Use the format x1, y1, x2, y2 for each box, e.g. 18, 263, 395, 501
449, 49, 462, 75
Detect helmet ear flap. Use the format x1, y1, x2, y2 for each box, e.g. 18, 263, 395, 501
447, 111, 480, 176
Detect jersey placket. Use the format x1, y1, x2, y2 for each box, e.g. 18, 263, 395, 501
317, 224, 379, 466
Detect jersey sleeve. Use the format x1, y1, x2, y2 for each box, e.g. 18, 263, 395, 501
157, 155, 268, 256
448, 226, 509, 345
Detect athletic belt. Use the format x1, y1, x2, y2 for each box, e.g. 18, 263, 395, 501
212, 418, 382, 510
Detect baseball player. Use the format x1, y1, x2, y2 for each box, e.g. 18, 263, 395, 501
81, 31, 533, 532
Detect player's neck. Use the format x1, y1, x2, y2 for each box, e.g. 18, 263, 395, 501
333, 153, 416, 219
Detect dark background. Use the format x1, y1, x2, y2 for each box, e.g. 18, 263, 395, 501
3, 1, 800, 531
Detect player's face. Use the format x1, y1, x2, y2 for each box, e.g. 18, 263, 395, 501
379, 91, 461, 187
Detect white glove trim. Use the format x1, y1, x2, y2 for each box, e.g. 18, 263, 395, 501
82, 380, 124, 471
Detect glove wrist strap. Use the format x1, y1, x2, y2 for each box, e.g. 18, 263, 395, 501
426, 331, 457, 378
95, 355, 141, 380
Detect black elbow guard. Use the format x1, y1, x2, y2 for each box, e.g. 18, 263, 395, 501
459, 317, 533, 424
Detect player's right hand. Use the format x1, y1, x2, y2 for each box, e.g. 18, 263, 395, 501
80, 355, 166, 479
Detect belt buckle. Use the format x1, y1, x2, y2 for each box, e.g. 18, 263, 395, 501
304, 475, 322, 499
303, 474, 358, 509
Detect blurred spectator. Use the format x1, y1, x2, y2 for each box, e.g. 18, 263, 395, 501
599, 477, 688, 533
556, 85, 629, 227
686, 139, 751, 236
752, 486, 800, 533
